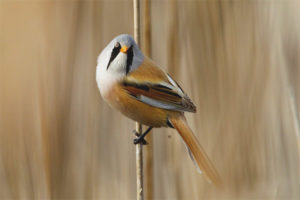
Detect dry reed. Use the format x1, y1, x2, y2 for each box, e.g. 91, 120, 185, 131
142, 0, 153, 199
133, 0, 144, 199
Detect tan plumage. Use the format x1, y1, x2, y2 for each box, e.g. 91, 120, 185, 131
104, 78, 175, 127
126, 57, 169, 83
96, 34, 221, 186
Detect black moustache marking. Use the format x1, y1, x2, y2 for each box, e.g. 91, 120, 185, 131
126, 45, 134, 74
107, 42, 121, 70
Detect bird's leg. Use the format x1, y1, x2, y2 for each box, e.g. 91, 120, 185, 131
133, 127, 153, 145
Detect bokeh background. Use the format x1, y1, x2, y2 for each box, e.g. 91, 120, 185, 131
1, 0, 300, 199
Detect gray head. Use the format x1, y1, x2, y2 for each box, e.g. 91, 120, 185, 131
97, 34, 144, 77
96, 34, 144, 95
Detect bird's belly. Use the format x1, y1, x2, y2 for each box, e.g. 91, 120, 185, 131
104, 84, 169, 127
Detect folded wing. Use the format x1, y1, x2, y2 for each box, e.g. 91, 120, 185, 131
121, 60, 196, 113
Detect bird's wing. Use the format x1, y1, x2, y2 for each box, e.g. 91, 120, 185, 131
121, 57, 196, 113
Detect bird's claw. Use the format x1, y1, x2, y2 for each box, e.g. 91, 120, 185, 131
133, 137, 148, 145
132, 130, 148, 145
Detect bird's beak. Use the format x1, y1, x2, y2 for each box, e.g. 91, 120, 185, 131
120, 45, 128, 53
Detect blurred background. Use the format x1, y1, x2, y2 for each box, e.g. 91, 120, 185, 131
1, 0, 300, 199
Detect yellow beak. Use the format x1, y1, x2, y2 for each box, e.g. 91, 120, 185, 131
120, 45, 128, 53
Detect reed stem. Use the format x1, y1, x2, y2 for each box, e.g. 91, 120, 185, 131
133, 0, 143, 200
143, 0, 153, 199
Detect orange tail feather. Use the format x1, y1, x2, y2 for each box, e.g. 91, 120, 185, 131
169, 115, 222, 187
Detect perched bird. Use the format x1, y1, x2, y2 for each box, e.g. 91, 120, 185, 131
96, 34, 221, 186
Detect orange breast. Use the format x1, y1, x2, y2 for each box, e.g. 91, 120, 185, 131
104, 83, 173, 127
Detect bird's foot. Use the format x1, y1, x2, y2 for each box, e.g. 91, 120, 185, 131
132, 130, 148, 145
133, 137, 148, 145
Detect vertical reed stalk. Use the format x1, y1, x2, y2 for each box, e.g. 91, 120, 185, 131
143, 0, 153, 199
133, 1, 143, 200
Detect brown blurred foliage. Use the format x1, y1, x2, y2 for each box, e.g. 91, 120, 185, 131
1, 0, 300, 199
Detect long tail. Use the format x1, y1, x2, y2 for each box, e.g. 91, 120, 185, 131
169, 114, 222, 186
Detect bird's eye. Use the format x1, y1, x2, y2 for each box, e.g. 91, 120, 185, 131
115, 42, 120, 48
106, 42, 122, 70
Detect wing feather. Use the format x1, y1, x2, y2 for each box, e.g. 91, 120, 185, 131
121, 56, 196, 112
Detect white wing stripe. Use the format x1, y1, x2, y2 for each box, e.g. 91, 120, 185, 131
167, 74, 184, 95
139, 95, 186, 112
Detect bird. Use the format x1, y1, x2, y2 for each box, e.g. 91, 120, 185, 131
96, 34, 221, 186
